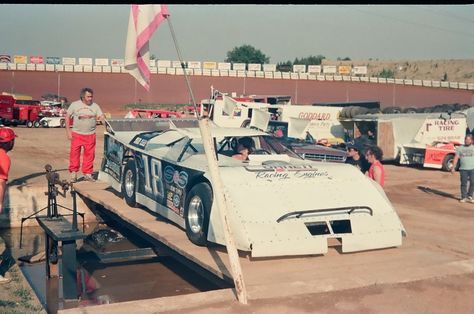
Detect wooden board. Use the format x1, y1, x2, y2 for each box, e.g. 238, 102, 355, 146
73, 180, 474, 301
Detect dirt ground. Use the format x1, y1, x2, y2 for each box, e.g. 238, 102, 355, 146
2, 125, 474, 313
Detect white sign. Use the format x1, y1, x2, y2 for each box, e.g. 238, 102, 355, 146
187, 61, 201, 69
293, 64, 306, 73
248, 63, 261, 71
233, 63, 246, 71
322, 65, 337, 74
95, 58, 109, 66
78, 57, 93, 66
157, 60, 171, 67
62, 57, 76, 65
218, 62, 231, 70
352, 66, 368, 75
307, 65, 321, 74
263, 64, 276, 72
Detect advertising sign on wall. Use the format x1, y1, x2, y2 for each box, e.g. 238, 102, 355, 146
0, 55, 11, 63
29, 56, 44, 64
95, 58, 109, 66
248, 63, 261, 71
292, 64, 306, 73
338, 65, 352, 75
78, 57, 93, 66
233, 63, 246, 71
46, 57, 61, 64
111, 58, 124, 66
307, 65, 321, 74
322, 65, 337, 74
263, 64, 277, 72
157, 60, 171, 67
14, 55, 28, 64
202, 61, 217, 70
352, 66, 368, 75
187, 61, 201, 69
218, 62, 231, 70
62, 57, 76, 65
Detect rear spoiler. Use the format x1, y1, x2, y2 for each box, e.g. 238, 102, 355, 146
104, 118, 199, 135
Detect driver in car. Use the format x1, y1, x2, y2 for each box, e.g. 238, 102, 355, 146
232, 137, 255, 161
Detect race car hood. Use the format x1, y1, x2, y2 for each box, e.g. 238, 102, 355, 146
207, 161, 405, 257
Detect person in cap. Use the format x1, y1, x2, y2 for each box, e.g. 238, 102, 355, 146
0, 126, 16, 284
345, 143, 370, 173
0, 127, 16, 213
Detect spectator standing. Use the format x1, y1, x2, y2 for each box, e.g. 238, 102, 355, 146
0, 127, 16, 284
66, 88, 105, 182
451, 134, 474, 203
365, 146, 385, 188
345, 143, 371, 173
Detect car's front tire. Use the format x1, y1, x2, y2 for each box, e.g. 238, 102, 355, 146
184, 183, 212, 246
122, 159, 138, 207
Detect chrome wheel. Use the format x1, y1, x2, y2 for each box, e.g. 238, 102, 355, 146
188, 196, 204, 234
124, 169, 135, 197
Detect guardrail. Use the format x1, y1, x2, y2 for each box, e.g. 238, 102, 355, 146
0, 63, 473, 91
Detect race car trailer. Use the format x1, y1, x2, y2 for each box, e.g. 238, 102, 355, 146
340, 112, 468, 171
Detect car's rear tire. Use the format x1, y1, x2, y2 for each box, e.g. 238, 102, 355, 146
33, 121, 40, 128
26, 121, 33, 128
60, 119, 66, 128
122, 159, 138, 207
41, 120, 49, 128
184, 183, 212, 246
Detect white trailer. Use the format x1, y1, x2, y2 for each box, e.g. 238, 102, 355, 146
341, 112, 468, 171
200, 94, 346, 142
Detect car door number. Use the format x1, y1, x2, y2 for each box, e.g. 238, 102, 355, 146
142, 155, 164, 199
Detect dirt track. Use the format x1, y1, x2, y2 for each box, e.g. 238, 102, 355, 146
6, 126, 474, 313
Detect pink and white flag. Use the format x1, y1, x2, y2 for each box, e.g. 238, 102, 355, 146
125, 4, 169, 91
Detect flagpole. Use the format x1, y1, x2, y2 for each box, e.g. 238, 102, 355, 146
166, 15, 248, 305
166, 15, 198, 118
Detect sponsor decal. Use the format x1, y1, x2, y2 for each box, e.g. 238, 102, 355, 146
245, 164, 330, 180
164, 165, 188, 188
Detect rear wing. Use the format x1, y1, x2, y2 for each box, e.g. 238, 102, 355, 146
104, 118, 199, 135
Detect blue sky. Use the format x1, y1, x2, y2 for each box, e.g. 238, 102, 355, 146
0, 4, 473, 63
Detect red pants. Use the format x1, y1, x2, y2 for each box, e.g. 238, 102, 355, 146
69, 132, 96, 175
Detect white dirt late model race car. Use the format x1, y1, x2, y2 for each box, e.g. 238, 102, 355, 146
99, 119, 406, 258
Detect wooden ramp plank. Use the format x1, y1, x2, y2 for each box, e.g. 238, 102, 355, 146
74, 181, 474, 301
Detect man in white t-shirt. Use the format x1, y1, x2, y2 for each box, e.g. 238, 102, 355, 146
66, 88, 105, 182
452, 134, 474, 202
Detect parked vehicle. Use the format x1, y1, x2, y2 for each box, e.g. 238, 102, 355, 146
340, 112, 467, 171
241, 119, 347, 163
0, 94, 42, 127
98, 118, 406, 257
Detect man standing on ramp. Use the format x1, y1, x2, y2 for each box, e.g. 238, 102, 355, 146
66, 87, 105, 182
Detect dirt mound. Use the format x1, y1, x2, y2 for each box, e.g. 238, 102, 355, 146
323, 59, 474, 83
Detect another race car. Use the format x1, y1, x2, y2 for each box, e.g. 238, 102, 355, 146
241, 119, 347, 163
99, 119, 406, 258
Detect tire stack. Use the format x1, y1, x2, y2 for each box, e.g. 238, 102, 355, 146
340, 106, 379, 119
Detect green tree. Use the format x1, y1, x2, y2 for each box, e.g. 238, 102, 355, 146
378, 68, 395, 79
337, 56, 351, 61
225, 44, 270, 64
276, 60, 292, 72
293, 55, 326, 66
